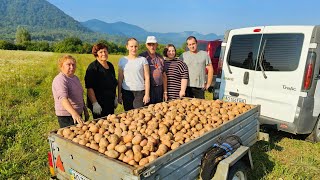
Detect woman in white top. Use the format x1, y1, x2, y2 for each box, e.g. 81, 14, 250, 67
118, 38, 150, 111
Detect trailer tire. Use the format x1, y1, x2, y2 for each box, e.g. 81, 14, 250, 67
227, 161, 247, 180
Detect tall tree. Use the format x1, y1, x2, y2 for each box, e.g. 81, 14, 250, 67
15, 26, 31, 44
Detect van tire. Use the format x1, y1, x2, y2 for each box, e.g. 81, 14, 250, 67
227, 161, 248, 180
313, 118, 320, 142
307, 117, 320, 143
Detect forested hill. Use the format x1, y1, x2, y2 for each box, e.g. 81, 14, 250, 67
0, 0, 127, 43
0, 0, 89, 32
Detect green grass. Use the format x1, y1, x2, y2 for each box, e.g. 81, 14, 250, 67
0, 50, 319, 179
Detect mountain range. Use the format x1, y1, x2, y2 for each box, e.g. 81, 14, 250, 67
0, 0, 223, 46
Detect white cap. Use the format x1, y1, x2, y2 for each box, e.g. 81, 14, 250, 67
146, 36, 158, 44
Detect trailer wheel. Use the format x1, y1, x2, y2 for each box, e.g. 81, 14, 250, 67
227, 161, 247, 180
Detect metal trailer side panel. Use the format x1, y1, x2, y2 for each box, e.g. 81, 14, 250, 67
49, 106, 259, 180
50, 135, 138, 180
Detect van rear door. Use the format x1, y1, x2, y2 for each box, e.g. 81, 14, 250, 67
251, 26, 313, 123
219, 27, 265, 104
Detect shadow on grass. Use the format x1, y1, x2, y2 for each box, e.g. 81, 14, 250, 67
247, 128, 313, 179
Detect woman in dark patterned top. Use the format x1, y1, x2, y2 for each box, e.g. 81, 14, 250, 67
163, 44, 189, 100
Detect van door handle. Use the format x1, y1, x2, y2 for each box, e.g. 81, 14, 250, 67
243, 72, 249, 85
229, 91, 239, 97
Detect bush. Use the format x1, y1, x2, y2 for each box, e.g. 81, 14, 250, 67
0, 40, 17, 50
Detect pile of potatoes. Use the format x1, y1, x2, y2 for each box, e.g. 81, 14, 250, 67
56, 98, 254, 167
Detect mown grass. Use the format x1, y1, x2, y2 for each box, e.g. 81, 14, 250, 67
0, 50, 319, 179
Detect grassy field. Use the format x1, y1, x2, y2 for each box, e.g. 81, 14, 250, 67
0, 50, 319, 179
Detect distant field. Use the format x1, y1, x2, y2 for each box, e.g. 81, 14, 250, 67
0, 50, 319, 179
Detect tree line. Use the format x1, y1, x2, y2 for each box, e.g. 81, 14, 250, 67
0, 26, 185, 56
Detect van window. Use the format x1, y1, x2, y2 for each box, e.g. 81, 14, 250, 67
214, 45, 221, 58
228, 34, 262, 70
259, 34, 304, 71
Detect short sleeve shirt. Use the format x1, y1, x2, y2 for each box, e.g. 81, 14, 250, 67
52, 72, 84, 116
180, 50, 211, 88
84, 60, 117, 108
139, 52, 165, 86
118, 56, 148, 91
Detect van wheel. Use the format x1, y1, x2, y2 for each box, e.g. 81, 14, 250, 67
227, 161, 247, 180
313, 119, 320, 142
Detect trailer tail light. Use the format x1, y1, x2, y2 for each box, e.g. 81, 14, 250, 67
48, 152, 55, 176
302, 52, 316, 91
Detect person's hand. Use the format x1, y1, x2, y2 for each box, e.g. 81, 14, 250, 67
143, 95, 150, 105
179, 90, 186, 98
92, 102, 102, 115
71, 113, 84, 125
203, 83, 210, 91
118, 94, 123, 104
114, 97, 118, 109
163, 92, 168, 101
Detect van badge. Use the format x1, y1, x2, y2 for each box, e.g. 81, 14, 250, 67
282, 85, 296, 91
223, 77, 234, 81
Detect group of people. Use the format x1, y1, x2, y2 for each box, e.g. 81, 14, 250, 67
52, 36, 213, 128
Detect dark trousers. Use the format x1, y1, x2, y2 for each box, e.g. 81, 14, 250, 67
186, 87, 205, 99
122, 88, 145, 111
57, 116, 74, 128
149, 85, 163, 104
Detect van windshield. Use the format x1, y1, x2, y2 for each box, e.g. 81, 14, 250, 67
227, 34, 304, 71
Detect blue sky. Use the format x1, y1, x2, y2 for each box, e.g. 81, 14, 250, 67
47, 0, 319, 35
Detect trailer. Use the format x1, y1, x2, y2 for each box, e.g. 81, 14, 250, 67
48, 104, 260, 180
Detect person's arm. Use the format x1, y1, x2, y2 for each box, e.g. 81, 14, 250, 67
87, 88, 102, 115
162, 72, 168, 101
118, 68, 124, 104
179, 79, 188, 98
205, 63, 213, 90
143, 64, 150, 104
61, 98, 83, 124
87, 88, 97, 104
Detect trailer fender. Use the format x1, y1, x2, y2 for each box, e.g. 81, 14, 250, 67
212, 146, 252, 180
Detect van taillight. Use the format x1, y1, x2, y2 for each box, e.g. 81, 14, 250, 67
303, 52, 316, 90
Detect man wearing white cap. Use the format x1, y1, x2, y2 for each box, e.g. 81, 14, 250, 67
139, 36, 168, 104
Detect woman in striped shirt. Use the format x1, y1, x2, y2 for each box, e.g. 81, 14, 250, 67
163, 44, 189, 100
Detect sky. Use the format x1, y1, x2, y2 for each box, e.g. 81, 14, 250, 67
47, 0, 319, 36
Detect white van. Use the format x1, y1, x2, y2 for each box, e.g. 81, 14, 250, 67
215, 26, 320, 142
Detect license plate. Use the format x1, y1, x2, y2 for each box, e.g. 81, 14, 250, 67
222, 95, 247, 103
69, 169, 90, 180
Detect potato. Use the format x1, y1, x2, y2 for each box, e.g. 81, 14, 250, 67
134, 152, 143, 162
108, 134, 120, 144
94, 133, 103, 143
107, 143, 116, 151
89, 143, 99, 150
171, 142, 180, 150
147, 155, 158, 163
139, 158, 149, 166
132, 134, 143, 145
132, 145, 142, 154
115, 145, 127, 153
105, 150, 119, 159
123, 134, 134, 143
89, 125, 99, 133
